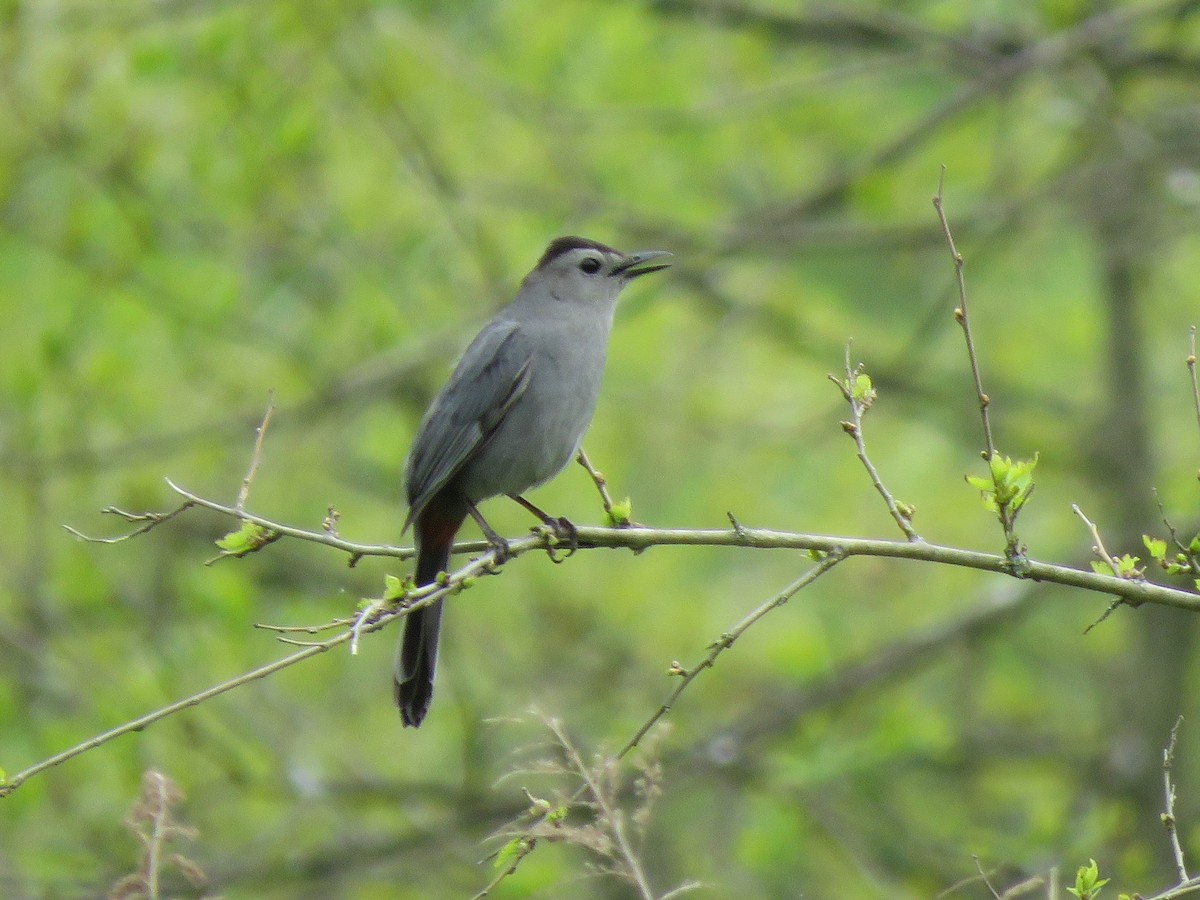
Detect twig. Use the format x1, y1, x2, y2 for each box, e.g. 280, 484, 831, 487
972, 855, 1003, 900
577, 448, 619, 523
828, 342, 923, 542
322, 505, 340, 537
546, 716, 657, 900
470, 839, 537, 899
615, 551, 846, 760
1071, 504, 1122, 575
40, 497, 1200, 797
166, 478, 413, 560
1165, 716, 1189, 884
1083, 598, 1124, 635
1189, 326, 1200, 444
0, 544, 504, 798
934, 168, 995, 460
0, 641, 336, 797
350, 598, 389, 655
1154, 490, 1200, 577
480, 552, 846, 894
1141, 878, 1200, 900
151, 482, 1200, 614
237, 391, 275, 513
63, 502, 193, 544
253, 618, 356, 635
1072, 502, 1143, 633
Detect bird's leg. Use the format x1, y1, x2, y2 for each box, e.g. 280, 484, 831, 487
508, 494, 578, 560
467, 502, 511, 565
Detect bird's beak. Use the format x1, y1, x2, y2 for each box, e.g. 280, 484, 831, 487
611, 249, 672, 279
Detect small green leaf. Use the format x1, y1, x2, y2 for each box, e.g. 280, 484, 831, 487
1006, 453, 1038, 511
383, 574, 407, 601
215, 520, 272, 554
1091, 560, 1115, 577
965, 474, 999, 511
1068, 859, 1108, 899
546, 804, 568, 824
851, 372, 875, 405
965, 452, 1038, 518
493, 837, 528, 871
1143, 535, 1167, 560
1190, 534, 1200, 555
1115, 554, 1141, 577
988, 453, 1012, 482
606, 497, 633, 528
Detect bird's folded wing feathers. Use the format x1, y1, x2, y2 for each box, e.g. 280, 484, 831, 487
403, 320, 533, 530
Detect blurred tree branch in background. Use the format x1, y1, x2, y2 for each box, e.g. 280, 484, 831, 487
7, 0, 1200, 897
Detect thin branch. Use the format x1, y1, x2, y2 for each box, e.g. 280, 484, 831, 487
165, 478, 412, 561
577, 448, 620, 523
236, 390, 275, 514
934, 168, 995, 460
1165, 716, 1189, 884
1071, 503, 1130, 577
0, 641, 334, 797
479, 552, 845, 894
1189, 326, 1200, 444
1142, 879, 1200, 900
351, 597, 389, 655
1072, 502, 1144, 633
546, 716, 657, 900
828, 343, 923, 541
253, 618, 354, 635
154, 480, 1200, 614
1154, 489, 1200, 577
33, 493, 1200, 797
0, 544, 506, 798
470, 839, 537, 899
615, 551, 846, 760
63, 502, 193, 544
972, 855, 1003, 900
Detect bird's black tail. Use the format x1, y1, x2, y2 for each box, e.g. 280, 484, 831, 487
395, 501, 464, 727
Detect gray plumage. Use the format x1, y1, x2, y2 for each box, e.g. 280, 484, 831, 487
395, 236, 671, 727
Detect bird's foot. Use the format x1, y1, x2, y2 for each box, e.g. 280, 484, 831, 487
486, 534, 512, 567
538, 516, 578, 563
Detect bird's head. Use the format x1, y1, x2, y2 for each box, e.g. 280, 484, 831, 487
522, 236, 671, 307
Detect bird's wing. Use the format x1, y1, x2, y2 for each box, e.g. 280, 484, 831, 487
402, 319, 533, 530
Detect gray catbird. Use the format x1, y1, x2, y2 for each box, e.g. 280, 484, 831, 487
395, 236, 671, 727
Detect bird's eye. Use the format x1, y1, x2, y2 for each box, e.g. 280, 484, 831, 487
579, 257, 602, 274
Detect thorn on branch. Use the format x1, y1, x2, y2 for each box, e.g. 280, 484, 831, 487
1083, 598, 1123, 635
726, 512, 747, 540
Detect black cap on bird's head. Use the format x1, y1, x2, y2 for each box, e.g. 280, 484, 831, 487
536, 236, 620, 270
533, 236, 672, 281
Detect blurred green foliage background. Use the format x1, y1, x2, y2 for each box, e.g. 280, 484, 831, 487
5, 0, 1200, 896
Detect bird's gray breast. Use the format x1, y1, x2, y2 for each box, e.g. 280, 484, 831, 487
456, 310, 611, 501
